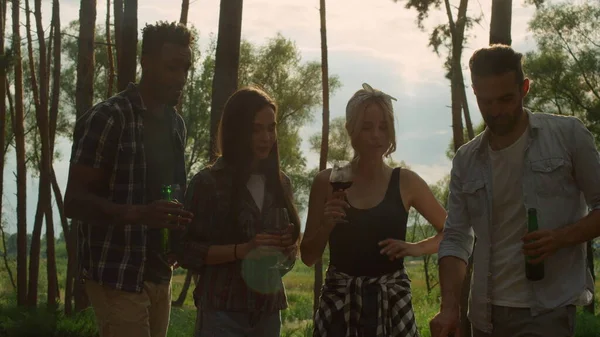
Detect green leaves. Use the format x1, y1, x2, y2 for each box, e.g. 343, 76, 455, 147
524, 1, 600, 144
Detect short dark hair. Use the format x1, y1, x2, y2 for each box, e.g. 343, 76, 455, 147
469, 44, 525, 84
141, 21, 193, 56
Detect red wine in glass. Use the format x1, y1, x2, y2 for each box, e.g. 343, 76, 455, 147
330, 161, 353, 193
330, 181, 353, 191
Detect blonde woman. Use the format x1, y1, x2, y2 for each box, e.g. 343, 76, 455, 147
300, 83, 447, 336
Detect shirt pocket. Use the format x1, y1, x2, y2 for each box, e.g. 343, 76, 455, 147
462, 179, 486, 220
530, 157, 570, 197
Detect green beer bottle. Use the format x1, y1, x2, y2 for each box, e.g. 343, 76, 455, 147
160, 184, 172, 255
525, 208, 544, 281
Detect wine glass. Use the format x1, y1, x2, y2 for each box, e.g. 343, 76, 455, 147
330, 160, 353, 192
262, 207, 290, 269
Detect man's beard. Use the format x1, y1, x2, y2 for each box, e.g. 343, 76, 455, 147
484, 108, 523, 136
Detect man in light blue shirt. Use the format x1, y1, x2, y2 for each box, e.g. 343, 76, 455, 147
430, 44, 600, 337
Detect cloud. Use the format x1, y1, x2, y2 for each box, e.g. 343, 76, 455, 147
408, 162, 452, 185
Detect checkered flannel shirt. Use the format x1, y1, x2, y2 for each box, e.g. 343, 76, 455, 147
70, 83, 187, 293
314, 266, 419, 337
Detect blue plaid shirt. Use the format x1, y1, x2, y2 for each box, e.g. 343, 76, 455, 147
70, 83, 187, 293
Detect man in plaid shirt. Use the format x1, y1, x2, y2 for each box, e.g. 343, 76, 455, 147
64, 21, 194, 337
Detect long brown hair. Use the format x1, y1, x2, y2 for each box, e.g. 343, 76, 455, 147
215, 86, 301, 242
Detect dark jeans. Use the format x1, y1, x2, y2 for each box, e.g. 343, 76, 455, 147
327, 285, 379, 336
195, 308, 281, 337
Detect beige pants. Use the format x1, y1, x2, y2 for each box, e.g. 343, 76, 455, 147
473, 305, 576, 337
85, 279, 172, 337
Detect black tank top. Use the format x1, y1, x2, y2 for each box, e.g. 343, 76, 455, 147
328, 168, 409, 277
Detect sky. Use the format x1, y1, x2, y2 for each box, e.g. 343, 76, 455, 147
2, 0, 541, 233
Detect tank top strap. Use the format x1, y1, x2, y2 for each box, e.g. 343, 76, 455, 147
385, 167, 402, 202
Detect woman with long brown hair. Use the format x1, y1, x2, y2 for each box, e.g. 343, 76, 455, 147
178, 86, 301, 336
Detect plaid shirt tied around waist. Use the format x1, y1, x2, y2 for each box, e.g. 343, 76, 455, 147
314, 267, 419, 337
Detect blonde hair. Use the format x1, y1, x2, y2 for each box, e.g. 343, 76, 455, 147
345, 84, 397, 158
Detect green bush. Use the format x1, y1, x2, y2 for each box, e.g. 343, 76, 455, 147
0, 300, 98, 337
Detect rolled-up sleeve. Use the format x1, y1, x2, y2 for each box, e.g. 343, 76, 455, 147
438, 153, 475, 264
571, 118, 600, 211
178, 170, 213, 271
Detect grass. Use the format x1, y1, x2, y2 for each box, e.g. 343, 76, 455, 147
1, 253, 599, 337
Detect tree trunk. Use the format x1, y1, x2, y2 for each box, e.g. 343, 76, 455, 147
423, 255, 431, 293
585, 240, 595, 314
12, 0, 28, 307
179, 0, 189, 25
49, 0, 68, 313
0, 224, 16, 290
314, 0, 330, 313
0, 0, 8, 281
118, 0, 137, 91
209, 0, 243, 161
443, 0, 471, 334
35, 0, 59, 309
25, 0, 55, 308
106, 0, 115, 98
74, 0, 97, 313
459, 68, 474, 140
5, 78, 13, 157
76, 0, 97, 119
175, 0, 190, 114
443, 0, 467, 152
489, 0, 512, 45
13, 0, 28, 305
49, 0, 61, 150
113, 0, 123, 82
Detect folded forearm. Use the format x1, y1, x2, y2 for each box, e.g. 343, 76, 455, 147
205, 244, 239, 265
66, 192, 134, 226
416, 232, 444, 255
558, 209, 600, 247
439, 256, 467, 311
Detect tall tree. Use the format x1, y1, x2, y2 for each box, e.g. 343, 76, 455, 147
209, 0, 243, 161
175, 0, 190, 115
446, 0, 470, 149
180, 0, 189, 25
313, 0, 330, 313
396, 0, 478, 148
74, 0, 97, 312
12, 0, 28, 307
489, 0, 512, 45
76, 0, 97, 118
113, 0, 123, 82
23, 0, 56, 308
106, 0, 115, 97
0, 0, 8, 282
44, 0, 61, 309
48, 0, 69, 314
118, 0, 137, 90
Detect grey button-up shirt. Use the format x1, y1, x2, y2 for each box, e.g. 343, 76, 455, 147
439, 110, 599, 333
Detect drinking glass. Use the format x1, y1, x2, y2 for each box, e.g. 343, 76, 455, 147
262, 207, 290, 269
330, 160, 353, 192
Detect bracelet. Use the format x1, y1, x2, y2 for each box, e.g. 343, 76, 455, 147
233, 244, 238, 260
